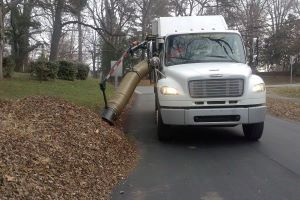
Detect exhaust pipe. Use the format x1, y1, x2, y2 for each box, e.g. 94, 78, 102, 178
101, 60, 150, 124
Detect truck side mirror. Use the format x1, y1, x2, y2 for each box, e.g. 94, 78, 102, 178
246, 47, 250, 57
147, 41, 156, 59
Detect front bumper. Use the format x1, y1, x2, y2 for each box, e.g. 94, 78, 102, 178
160, 105, 266, 125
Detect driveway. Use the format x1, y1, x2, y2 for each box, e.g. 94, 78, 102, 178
111, 86, 300, 200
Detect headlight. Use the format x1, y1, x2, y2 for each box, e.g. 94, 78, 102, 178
160, 86, 179, 95
252, 83, 265, 92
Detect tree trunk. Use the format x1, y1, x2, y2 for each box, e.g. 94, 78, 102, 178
92, 41, 96, 78
49, 0, 64, 61
0, 0, 3, 80
10, 1, 34, 72
92, 53, 96, 78
78, 12, 83, 63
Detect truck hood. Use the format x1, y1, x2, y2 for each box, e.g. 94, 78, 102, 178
164, 62, 252, 80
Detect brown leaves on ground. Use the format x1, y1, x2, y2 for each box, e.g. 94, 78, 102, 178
0, 96, 137, 199
267, 97, 300, 122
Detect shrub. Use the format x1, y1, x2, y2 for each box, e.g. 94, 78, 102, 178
30, 61, 59, 81
47, 62, 59, 79
3, 56, 15, 78
295, 63, 300, 76
76, 63, 90, 80
57, 61, 77, 81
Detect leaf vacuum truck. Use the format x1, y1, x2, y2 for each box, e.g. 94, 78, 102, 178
101, 15, 266, 142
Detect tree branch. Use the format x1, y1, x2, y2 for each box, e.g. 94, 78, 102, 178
62, 20, 126, 37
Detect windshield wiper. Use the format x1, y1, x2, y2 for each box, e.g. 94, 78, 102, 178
168, 56, 192, 60
206, 38, 239, 63
166, 56, 206, 65
207, 55, 228, 58
207, 38, 233, 53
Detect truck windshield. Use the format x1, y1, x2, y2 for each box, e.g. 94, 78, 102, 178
165, 33, 246, 66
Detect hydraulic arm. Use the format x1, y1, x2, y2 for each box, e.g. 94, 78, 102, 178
100, 40, 154, 124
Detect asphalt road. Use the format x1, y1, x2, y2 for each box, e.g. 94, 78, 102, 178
111, 86, 300, 200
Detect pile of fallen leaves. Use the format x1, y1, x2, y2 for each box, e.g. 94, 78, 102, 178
0, 96, 137, 199
267, 97, 300, 122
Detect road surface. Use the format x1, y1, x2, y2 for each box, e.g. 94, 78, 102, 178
111, 86, 300, 200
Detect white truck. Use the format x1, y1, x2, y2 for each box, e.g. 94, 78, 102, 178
149, 15, 266, 141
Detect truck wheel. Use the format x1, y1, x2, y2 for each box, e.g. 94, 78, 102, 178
156, 109, 171, 141
243, 122, 264, 141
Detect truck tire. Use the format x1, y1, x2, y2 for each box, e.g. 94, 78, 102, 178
156, 108, 171, 141
242, 122, 264, 141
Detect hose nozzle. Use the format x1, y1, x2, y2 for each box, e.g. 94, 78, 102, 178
101, 107, 117, 125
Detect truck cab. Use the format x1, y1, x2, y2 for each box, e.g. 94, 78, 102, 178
151, 16, 266, 141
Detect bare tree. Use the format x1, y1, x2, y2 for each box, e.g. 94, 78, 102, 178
133, 0, 155, 41
296, 0, 300, 15
86, 0, 136, 72
56, 31, 78, 60
267, 0, 294, 34
231, 0, 268, 63
170, 0, 210, 16
77, 12, 83, 62
48, 0, 85, 61
49, 0, 65, 61
132, 0, 169, 59
85, 29, 99, 77
68, 0, 87, 62
133, 0, 169, 38
0, 0, 4, 79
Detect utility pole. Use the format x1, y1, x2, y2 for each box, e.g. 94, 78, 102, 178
290, 56, 296, 84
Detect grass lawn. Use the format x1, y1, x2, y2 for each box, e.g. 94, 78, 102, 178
269, 86, 300, 99
261, 75, 300, 85
0, 73, 114, 112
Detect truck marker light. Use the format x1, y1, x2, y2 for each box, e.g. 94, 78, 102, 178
252, 83, 265, 92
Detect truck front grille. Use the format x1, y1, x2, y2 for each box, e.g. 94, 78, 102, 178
189, 79, 244, 98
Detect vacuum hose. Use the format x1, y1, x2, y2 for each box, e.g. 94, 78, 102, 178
101, 60, 150, 124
